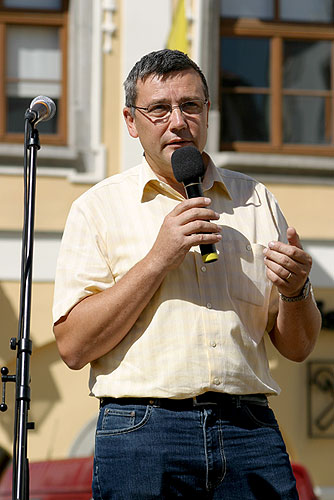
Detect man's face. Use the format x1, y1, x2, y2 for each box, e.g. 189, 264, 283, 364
123, 69, 210, 187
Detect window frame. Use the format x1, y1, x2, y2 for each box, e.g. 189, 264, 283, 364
0, 0, 68, 13
0, 7, 68, 145
220, 17, 334, 156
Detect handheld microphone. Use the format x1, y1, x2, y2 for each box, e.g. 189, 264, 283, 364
171, 146, 218, 263
25, 95, 56, 125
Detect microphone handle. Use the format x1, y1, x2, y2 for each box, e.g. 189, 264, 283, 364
184, 180, 218, 263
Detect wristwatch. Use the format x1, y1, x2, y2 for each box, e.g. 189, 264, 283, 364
279, 277, 312, 302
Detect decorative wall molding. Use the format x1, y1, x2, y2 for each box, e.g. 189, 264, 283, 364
102, 0, 117, 54
308, 361, 334, 438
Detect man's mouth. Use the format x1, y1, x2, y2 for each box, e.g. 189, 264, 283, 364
165, 140, 193, 148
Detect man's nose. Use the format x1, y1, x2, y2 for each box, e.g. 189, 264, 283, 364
169, 106, 187, 129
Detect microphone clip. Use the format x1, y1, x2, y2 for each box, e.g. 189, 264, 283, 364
24, 108, 38, 124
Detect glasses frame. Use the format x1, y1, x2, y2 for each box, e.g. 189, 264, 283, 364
131, 99, 208, 121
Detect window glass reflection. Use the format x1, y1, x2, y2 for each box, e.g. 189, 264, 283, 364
221, 94, 270, 142
283, 96, 331, 144
7, 97, 58, 134
220, 0, 274, 20
3, 0, 61, 9
6, 25, 61, 133
221, 37, 270, 88
280, 0, 333, 23
283, 41, 331, 91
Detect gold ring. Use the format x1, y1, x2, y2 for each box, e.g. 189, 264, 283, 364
286, 272, 292, 281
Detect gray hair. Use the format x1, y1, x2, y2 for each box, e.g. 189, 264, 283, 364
124, 49, 209, 108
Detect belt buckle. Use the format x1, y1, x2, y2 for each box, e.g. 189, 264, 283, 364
192, 395, 218, 407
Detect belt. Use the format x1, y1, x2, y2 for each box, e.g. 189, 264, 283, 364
99, 392, 268, 410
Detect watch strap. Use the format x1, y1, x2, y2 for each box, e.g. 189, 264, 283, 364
279, 277, 311, 302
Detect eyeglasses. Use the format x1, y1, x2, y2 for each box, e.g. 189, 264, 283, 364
132, 99, 208, 120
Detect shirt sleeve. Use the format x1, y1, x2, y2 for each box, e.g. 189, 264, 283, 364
264, 188, 289, 334
265, 188, 289, 244
52, 199, 115, 324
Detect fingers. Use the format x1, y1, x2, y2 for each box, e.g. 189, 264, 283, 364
167, 197, 221, 234
176, 207, 220, 233
263, 230, 312, 297
151, 197, 221, 271
170, 197, 215, 217
286, 227, 303, 249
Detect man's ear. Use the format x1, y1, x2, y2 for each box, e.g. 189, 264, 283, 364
123, 107, 138, 138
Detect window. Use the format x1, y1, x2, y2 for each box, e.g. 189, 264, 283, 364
220, 0, 334, 155
0, 0, 68, 144
0, 0, 106, 182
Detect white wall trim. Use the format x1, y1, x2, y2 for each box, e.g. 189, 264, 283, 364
121, 0, 172, 172
0, 231, 62, 283
211, 151, 334, 185
304, 241, 334, 288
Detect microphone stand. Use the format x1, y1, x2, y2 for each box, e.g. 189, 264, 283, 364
1, 114, 41, 500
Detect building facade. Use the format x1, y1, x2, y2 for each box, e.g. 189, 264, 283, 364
0, 0, 333, 496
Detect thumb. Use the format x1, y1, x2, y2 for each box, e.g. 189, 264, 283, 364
287, 227, 303, 249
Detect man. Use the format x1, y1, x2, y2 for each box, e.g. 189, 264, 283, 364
53, 49, 321, 499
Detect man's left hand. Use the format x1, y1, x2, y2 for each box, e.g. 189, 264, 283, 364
263, 227, 312, 298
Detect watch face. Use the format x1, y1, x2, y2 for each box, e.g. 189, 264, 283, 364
300, 278, 311, 299
303, 279, 311, 298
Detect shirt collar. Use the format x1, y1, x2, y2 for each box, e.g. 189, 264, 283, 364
139, 156, 183, 202
202, 155, 232, 200
139, 153, 232, 202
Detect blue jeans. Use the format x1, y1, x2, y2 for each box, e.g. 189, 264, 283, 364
92, 396, 298, 499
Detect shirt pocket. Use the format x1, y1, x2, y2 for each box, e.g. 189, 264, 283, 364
222, 240, 268, 307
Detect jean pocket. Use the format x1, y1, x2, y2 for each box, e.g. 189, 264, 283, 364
96, 404, 152, 436
241, 404, 279, 429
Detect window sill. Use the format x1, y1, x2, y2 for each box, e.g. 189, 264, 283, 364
210, 150, 334, 184
0, 142, 106, 184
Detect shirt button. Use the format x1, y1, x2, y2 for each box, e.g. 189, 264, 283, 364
246, 244, 252, 251
210, 340, 217, 348
213, 377, 221, 385
206, 303, 212, 309
201, 266, 207, 272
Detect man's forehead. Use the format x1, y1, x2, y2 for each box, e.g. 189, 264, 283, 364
136, 69, 204, 96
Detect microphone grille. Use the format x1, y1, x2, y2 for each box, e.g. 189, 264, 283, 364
171, 146, 205, 183
30, 95, 56, 121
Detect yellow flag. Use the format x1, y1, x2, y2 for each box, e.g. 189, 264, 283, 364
167, 0, 189, 54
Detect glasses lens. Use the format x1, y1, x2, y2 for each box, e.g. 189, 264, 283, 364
181, 100, 205, 115
144, 100, 206, 119
147, 103, 171, 117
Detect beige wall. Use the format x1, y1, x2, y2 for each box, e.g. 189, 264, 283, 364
266, 181, 334, 487
0, 175, 90, 231
267, 325, 334, 487
102, 3, 122, 179
266, 183, 334, 240
0, 280, 97, 460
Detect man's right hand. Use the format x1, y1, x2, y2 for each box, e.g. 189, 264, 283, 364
150, 196, 222, 271
54, 197, 221, 369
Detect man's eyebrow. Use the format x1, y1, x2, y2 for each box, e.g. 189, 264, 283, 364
145, 96, 204, 105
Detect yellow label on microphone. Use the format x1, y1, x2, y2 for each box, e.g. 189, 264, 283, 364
202, 252, 218, 263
